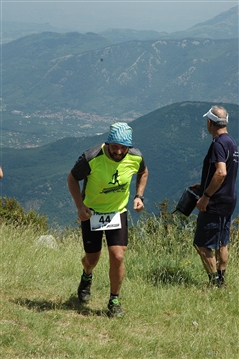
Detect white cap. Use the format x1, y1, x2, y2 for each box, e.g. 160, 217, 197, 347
203, 108, 228, 123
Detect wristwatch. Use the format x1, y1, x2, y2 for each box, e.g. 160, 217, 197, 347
134, 195, 144, 202
203, 191, 211, 198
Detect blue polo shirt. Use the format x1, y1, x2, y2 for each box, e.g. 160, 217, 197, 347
200, 133, 238, 216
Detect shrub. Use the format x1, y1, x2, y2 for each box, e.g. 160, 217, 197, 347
0, 197, 48, 231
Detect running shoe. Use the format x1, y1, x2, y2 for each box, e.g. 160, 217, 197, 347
107, 298, 124, 318
77, 274, 92, 302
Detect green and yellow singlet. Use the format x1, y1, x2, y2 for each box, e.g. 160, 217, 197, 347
71, 143, 146, 213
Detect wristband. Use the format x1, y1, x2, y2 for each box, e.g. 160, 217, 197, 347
134, 195, 144, 202
203, 191, 211, 198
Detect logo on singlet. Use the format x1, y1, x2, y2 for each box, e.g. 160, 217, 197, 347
100, 170, 128, 194
108, 170, 120, 185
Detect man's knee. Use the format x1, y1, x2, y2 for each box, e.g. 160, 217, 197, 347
218, 246, 229, 265
195, 245, 214, 258
83, 252, 101, 267
109, 246, 126, 265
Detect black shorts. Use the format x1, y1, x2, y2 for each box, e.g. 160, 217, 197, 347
81, 211, 128, 253
193, 212, 231, 250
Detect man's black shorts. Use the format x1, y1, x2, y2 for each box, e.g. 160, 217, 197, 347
81, 211, 128, 253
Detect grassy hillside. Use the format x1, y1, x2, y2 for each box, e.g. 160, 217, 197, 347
1, 101, 238, 227
1, 212, 238, 358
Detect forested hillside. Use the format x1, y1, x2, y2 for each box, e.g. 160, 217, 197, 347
2, 36, 237, 119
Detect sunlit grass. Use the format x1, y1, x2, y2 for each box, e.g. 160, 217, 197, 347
1, 218, 238, 359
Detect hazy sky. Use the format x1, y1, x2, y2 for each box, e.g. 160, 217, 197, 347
1, 1, 237, 33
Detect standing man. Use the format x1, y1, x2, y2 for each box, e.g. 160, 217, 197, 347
191, 106, 238, 287
68, 122, 148, 317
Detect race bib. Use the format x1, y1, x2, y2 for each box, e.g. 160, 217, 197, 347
90, 211, 121, 231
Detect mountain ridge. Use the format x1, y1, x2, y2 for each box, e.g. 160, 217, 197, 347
2, 6, 238, 44
2, 37, 238, 118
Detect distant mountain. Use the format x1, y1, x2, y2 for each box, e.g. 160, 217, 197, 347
1, 101, 238, 227
1, 21, 74, 44
100, 6, 238, 43
1, 31, 111, 62
99, 29, 169, 43
2, 36, 238, 121
169, 5, 238, 40
2, 6, 238, 44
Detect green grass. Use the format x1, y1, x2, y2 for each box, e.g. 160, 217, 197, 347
1, 218, 238, 359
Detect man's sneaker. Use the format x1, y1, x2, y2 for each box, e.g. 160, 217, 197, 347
217, 270, 226, 287
77, 274, 92, 303
211, 276, 221, 288
208, 272, 221, 288
107, 298, 124, 318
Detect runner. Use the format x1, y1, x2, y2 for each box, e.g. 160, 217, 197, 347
67, 122, 148, 317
